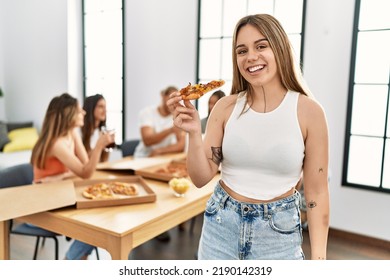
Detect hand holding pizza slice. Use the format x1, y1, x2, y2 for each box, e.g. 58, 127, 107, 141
179, 80, 225, 100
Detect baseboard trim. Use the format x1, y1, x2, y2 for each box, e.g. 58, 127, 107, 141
329, 228, 390, 250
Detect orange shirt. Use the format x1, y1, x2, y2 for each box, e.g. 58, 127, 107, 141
34, 157, 69, 183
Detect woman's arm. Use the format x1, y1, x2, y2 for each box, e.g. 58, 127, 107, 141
149, 129, 186, 156
35, 170, 75, 183
51, 130, 114, 179
73, 128, 89, 164
141, 126, 178, 147
167, 92, 232, 188
300, 97, 330, 260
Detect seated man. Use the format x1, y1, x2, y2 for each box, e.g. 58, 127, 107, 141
134, 86, 185, 158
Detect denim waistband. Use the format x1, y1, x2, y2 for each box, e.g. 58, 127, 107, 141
213, 181, 301, 218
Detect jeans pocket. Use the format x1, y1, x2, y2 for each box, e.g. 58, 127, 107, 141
268, 206, 301, 234
204, 196, 220, 217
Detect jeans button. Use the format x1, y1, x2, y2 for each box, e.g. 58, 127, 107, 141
243, 206, 249, 212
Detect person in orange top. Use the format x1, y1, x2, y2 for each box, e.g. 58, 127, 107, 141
31, 93, 115, 259
32, 93, 114, 183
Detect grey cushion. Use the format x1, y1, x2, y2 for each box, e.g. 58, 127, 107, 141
6, 121, 33, 132
0, 163, 33, 188
0, 122, 10, 151
121, 139, 140, 157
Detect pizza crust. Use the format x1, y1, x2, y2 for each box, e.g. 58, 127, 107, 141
182, 93, 201, 100
82, 190, 95, 199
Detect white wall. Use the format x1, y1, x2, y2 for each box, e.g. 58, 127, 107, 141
0, 1, 5, 120
304, 0, 390, 241
0, 2, 4, 86
0, 0, 389, 242
0, 0, 69, 128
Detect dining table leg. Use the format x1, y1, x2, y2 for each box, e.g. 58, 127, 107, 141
0, 220, 10, 260
105, 233, 134, 260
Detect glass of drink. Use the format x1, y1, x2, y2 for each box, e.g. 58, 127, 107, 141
101, 126, 116, 152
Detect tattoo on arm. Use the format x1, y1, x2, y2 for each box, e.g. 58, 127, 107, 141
319, 168, 324, 173
209, 146, 223, 166
307, 200, 317, 209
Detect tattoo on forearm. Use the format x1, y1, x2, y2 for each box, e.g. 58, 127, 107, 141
307, 200, 317, 209
319, 168, 324, 173
209, 146, 223, 166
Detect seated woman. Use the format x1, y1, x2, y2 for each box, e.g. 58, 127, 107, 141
31, 93, 115, 260
200, 90, 226, 133
82, 94, 109, 162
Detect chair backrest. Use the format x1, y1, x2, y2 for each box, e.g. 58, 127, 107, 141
120, 139, 140, 157
0, 163, 34, 188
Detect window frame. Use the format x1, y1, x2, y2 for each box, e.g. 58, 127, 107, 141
342, 0, 390, 194
81, 0, 125, 144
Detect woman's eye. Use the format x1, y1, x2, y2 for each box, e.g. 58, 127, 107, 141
257, 44, 267, 50
236, 49, 247, 55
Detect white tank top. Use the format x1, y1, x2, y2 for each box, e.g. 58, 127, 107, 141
221, 90, 304, 200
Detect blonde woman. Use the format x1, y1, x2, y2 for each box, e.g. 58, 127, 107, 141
31, 93, 115, 259
167, 14, 329, 260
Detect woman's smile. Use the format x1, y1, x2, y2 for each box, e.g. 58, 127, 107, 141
247, 64, 265, 73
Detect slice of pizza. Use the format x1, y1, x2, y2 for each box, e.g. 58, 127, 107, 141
82, 183, 115, 199
180, 80, 225, 100
109, 182, 139, 196
166, 163, 188, 178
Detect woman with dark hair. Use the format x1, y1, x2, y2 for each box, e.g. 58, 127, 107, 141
31, 93, 115, 259
82, 94, 109, 162
201, 90, 226, 133
167, 14, 329, 260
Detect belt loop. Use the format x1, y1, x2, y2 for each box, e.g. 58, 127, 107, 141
263, 203, 268, 219
220, 194, 229, 209
218, 180, 229, 209
296, 190, 301, 206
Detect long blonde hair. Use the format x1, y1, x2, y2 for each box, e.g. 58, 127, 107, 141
31, 93, 79, 168
230, 14, 311, 107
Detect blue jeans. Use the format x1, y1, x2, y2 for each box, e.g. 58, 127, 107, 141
198, 182, 304, 260
65, 240, 95, 260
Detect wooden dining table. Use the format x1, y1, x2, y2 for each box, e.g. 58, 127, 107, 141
0, 154, 218, 260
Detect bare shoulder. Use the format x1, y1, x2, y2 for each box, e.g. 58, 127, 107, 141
216, 94, 237, 107
212, 94, 238, 114
297, 94, 329, 143
298, 94, 327, 123
48, 137, 66, 158
51, 136, 67, 150
210, 94, 238, 124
